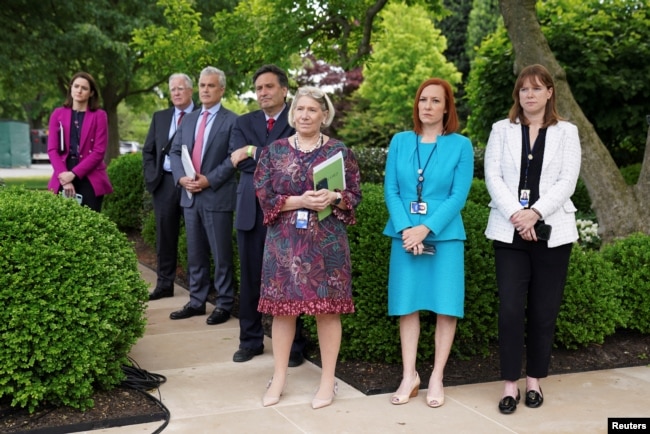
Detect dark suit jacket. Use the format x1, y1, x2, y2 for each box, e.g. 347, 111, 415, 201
229, 108, 294, 230
47, 106, 113, 196
169, 105, 238, 210
142, 107, 174, 194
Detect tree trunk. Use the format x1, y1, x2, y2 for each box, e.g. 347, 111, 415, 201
499, 0, 649, 243
101, 87, 121, 164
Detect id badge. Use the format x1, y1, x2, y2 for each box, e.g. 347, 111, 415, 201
296, 210, 309, 229
410, 201, 428, 215
519, 189, 530, 208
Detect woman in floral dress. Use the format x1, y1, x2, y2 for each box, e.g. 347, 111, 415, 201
254, 86, 361, 409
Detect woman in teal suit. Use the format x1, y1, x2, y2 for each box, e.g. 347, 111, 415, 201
383, 78, 473, 408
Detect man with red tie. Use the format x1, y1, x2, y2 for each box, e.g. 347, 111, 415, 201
142, 73, 195, 300
168, 66, 238, 325
228, 65, 306, 365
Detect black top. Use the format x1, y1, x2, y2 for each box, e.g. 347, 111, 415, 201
518, 124, 547, 206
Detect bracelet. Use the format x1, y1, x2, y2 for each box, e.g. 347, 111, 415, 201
246, 145, 253, 158
531, 207, 542, 218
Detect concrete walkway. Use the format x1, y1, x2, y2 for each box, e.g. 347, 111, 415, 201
85, 263, 650, 434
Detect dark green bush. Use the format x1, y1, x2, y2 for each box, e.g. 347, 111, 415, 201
0, 187, 149, 411
467, 178, 489, 209
555, 246, 626, 349
102, 153, 145, 231
456, 200, 498, 358
353, 147, 388, 185
601, 233, 650, 333
620, 163, 641, 185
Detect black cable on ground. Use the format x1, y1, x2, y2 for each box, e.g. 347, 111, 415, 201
121, 356, 171, 434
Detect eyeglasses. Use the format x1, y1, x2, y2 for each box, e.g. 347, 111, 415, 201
170, 87, 188, 93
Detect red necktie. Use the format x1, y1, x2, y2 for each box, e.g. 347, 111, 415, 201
177, 111, 185, 127
267, 117, 275, 132
192, 111, 209, 174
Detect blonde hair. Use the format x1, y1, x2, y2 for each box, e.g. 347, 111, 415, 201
288, 86, 335, 128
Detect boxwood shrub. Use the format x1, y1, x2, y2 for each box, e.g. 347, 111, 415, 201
555, 246, 626, 349
0, 187, 149, 411
102, 153, 145, 231
602, 233, 650, 333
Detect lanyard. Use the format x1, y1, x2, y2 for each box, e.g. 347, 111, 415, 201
522, 125, 533, 190
415, 135, 436, 202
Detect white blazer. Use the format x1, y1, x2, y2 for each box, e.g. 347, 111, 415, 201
484, 119, 581, 248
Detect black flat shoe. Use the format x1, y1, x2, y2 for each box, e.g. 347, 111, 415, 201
233, 346, 264, 362
498, 389, 520, 414
525, 388, 544, 408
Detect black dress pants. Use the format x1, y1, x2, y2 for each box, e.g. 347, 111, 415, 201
494, 235, 573, 381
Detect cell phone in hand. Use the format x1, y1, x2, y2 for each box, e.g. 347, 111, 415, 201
405, 244, 436, 255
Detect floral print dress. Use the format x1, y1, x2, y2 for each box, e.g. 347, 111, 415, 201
254, 137, 362, 316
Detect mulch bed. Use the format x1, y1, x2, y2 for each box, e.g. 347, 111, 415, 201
2, 232, 648, 433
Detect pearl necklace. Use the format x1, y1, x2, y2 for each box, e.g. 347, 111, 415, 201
294, 133, 323, 153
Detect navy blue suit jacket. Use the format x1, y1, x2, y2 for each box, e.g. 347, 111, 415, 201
229, 107, 294, 230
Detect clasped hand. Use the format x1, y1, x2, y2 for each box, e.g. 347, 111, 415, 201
180, 174, 208, 194
302, 188, 333, 212
402, 225, 429, 255
510, 209, 540, 241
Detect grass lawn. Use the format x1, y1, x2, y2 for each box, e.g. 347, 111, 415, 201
2, 177, 49, 189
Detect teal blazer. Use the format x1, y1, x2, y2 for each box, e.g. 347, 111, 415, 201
383, 131, 474, 242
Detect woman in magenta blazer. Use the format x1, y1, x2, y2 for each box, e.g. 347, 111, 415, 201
47, 71, 113, 211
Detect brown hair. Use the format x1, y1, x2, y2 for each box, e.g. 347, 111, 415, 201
63, 71, 102, 111
507, 64, 561, 127
412, 78, 459, 135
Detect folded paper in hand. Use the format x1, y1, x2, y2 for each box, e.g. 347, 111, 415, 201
58, 121, 65, 154
181, 145, 196, 199
312, 151, 345, 221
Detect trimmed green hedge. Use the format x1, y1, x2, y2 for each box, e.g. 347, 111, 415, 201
0, 187, 149, 411
102, 153, 145, 231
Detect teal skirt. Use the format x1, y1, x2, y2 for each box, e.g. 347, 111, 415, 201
387, 238, 465, 318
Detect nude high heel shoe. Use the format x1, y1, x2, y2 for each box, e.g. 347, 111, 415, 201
312, 382, 338, 409
390, 372, 420, 405
426, 378, 445, 408
262, 378, 284, 407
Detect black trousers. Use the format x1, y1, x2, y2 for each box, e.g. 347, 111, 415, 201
237, 200, 306, 352
494, 235, 573, 380
152, 172, 183, 290
64, 157, 103, 212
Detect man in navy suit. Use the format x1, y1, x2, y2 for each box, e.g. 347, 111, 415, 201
229, 64, 306, 365
169, 66, 238, 325
142, 73, 195, 300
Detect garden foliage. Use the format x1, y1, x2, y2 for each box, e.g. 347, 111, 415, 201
102, 153, 146, 231
0, 187, 149, 411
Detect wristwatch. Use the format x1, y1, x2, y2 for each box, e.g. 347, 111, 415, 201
333, 192, 342, 206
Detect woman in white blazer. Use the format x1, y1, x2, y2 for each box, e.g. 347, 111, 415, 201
484, 64, 581, 414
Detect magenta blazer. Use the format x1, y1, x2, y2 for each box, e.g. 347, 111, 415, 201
47, 107, 113, 196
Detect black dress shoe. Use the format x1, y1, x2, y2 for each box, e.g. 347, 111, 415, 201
525, 388, 544, 408
149, 287, 174, 300
169, 303, 205, 320
288, 351, 305, 367
498, 389, 520, 414
206, 308, 230, 325
233, 346, 264, 362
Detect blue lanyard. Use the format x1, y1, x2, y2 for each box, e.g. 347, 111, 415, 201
522, 125, 533, 189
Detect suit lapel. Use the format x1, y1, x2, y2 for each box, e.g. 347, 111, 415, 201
506, 122, 522, 175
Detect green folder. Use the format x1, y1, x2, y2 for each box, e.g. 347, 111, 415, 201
312, 151, 345, 220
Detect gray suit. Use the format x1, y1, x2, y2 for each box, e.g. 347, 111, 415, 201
169, 105, 238, 311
